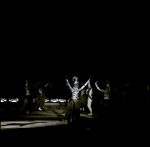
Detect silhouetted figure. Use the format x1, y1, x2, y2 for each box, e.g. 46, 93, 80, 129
35, 88, 46, 111
79, 86, 87, 112
21, 79, 34, 114
86, 80, 93, 116
95, 80, 111, 118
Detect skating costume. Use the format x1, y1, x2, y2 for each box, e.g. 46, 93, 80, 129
65, 77, 90, 122
65, 87, 82, 121
35, 94, 46, 110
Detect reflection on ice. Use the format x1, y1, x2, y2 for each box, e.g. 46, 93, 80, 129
1, 120, 67, 130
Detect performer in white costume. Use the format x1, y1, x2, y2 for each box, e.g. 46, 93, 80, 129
65, 76, 90, 123
86, 80, 93, 116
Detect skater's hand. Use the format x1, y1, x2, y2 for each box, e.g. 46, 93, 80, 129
66, 79, 69, 85
89, 76, 93, 80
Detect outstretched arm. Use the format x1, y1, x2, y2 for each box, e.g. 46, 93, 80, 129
44, 82, 49, 87
66, 79, 72, 90
79, 78, 90, 91
34, 81, 40, 88
95, 81, 104, 92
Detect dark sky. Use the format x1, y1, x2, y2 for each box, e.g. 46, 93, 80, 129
1, 2, 149, 89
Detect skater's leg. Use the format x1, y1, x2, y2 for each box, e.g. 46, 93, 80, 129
35, 97, 40, 110
87, 97, 93, 115
21, 98, 28, 112
65, 99, 73, 123
74, 100, 81, 123
40, 96, 45, 110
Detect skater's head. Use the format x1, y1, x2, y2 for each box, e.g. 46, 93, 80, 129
73, 76, 79, 88
26, 90, 30, 95
38, 88, 43, 94
104, 80, 110, 88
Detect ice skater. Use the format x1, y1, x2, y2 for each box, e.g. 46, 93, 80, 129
34, 80, 49, 111
21, 79, 34, 114
95, 80, 110, 100
65, 76, 90, 123
86, 80, 93, 116
35, 88, 46, 111
95, 80, 111, 117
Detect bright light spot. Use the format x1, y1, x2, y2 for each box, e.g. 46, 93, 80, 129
58, 99, 66, 103
50, 98, 59, 102
9, 98, 19, 102
45, 98, 49, 103
0, 98, 7, 102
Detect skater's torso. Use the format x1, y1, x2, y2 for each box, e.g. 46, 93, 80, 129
103, 87, 110, 100
71, 87, 79, 101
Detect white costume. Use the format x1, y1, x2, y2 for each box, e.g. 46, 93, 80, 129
87, 81, 93, 116
65, 76, 90, 122
66, 76, 90, 101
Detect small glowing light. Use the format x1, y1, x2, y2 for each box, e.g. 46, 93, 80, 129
58, 99, 66, 103
45, 98, 49, 103
0, 98, 7, 102
50, 98, 58, 103
9, 98, 19, 102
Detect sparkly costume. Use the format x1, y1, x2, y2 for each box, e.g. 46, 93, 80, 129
65, 77, 90, 122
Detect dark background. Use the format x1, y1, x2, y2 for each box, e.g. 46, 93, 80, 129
0, 2, 149, 97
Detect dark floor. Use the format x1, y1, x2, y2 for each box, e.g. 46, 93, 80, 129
1, 102, 149, 146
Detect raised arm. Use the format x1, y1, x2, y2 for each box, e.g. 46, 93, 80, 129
44, 82, 49, 87
66, 79, 72, 90
34, 81, 40, 88
79, 78, 90, 91
95, 81, 104, 92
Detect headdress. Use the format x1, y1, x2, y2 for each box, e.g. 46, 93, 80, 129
72, 76, 79, 85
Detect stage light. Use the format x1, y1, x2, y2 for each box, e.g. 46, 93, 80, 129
45, 98, 49, 103
58, 99, 66, 103
50, 98, 58, 103
9, 98, 19, 102
0, 98, 7, 102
